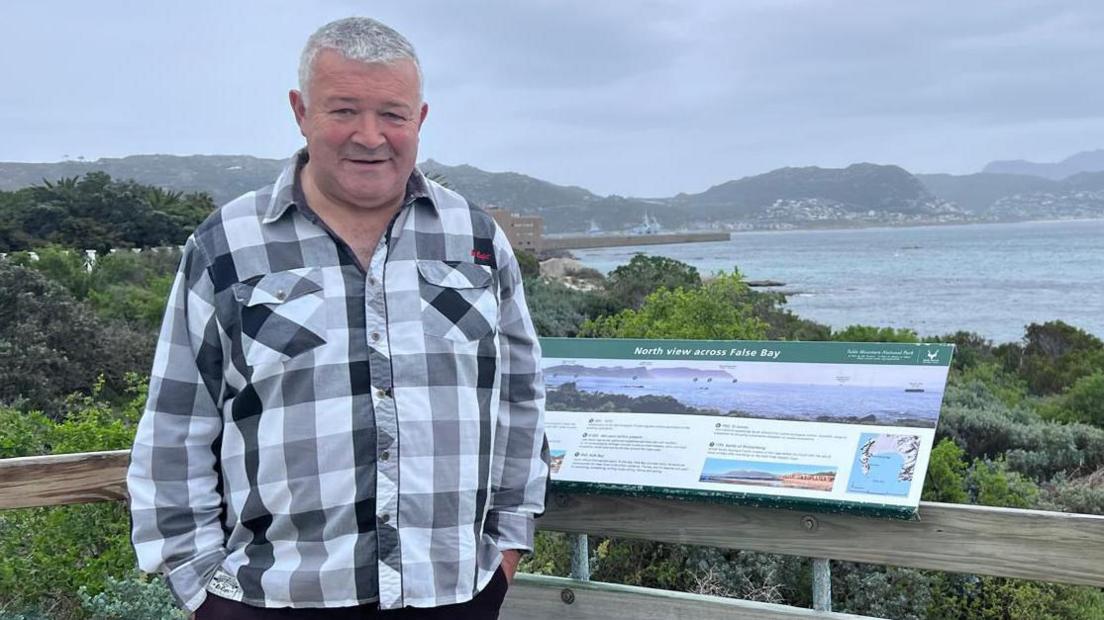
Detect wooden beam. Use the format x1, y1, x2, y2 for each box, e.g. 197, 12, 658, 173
539, 492, 1104, 588
502, 574, 882, 620
2, 451, 1102, 589
0, 450, 130, 509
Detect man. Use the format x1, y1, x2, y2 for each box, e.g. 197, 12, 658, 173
126, 17, 548, 619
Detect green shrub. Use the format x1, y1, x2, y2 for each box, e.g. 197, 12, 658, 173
833, 564, 935, 620
0, 262, 154, 415
514, 249, 540, 280
79, 571, 184, 620
523, 277, 613, 337
832, 325, 919, 343
0, 408, 52, 458
923, 439, 969, 504
1002, 321, 1104, 396
967, 459, 1039, 508
0, 383, 145, 615
580, 271, 768, 340
604, 254, 701, 311
1040, 470, 1104, 515
1042, 372, 1104, 427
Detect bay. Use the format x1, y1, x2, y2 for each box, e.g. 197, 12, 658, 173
570, 219, 1104, 344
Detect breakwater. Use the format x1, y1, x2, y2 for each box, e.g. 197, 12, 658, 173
543, 231, 729, 251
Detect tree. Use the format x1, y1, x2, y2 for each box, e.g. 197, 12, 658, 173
0, 173, 213, 252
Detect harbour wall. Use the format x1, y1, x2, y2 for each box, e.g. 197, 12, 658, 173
542, 231, 730, 251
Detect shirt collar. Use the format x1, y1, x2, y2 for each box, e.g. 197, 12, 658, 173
262, 149, 435, 225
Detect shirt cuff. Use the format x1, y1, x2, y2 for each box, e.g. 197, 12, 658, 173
164, 547, 226, 612
484, 510, 536, 554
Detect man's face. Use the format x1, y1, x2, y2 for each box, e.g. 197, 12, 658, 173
290, 50, 428, 212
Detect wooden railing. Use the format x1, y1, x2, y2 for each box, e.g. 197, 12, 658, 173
3, 450, 1103, 619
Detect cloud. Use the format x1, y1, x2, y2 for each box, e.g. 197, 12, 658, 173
3, 0, 1104, 195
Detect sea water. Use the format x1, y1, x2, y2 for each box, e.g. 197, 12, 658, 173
571, 219, 1104, 343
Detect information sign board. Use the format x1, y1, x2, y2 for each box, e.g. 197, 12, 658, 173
541, 338, 955, 518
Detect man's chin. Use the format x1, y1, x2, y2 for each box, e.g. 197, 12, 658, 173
337, 183, 404, 211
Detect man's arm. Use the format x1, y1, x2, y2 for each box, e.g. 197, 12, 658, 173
126, 237, 227, 612
486, 244, 550, 578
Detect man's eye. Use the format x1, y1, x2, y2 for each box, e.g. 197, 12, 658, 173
382, 112, 407, 121
331, 109, 356, 116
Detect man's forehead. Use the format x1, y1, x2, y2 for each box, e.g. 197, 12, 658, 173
308, 53, 420, 100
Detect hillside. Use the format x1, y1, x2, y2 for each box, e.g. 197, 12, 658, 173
420, 159, 685, 233
672, 163, 965, 225
0, 155, 286, 205
918, 171, 1104, 219
3, 153, 1103, 233
916, 173, 1059, 212
982, 149, 1104, 180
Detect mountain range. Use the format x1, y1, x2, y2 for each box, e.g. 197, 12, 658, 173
3, 150, 1103, 234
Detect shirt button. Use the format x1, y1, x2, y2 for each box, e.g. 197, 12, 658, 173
376, 388, 391, 398
380, 513, 391, 524
380, 450, 390, 461
368, 277, 378, 286
275, 289, 286, 300
370, 332, 381, 342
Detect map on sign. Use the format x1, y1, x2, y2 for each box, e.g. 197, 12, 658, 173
540, 338, 955, 518
847, 433, 921, 496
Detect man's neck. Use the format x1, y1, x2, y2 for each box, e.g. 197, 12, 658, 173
300, 162, 403, 267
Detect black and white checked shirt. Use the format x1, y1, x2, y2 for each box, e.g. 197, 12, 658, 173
126, 151, 548, 612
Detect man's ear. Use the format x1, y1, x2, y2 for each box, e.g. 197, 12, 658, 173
417, 102, 429, 129
289, 90, 308, 137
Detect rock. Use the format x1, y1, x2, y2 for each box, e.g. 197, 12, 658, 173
540, 257, 586, 278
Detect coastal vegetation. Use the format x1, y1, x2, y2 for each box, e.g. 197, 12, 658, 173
0, 180, 1102, 618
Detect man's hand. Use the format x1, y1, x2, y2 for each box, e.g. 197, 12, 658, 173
500, 549, 522, 584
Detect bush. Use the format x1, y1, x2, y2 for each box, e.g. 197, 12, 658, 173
967, 459, 1039, 508
832, 325, 919, 343
604, 254, 701, 311
1040, 470, 1104, 515
79, 572, 184, 620
1042, 372, 1104, 427
1001, 321, 1104, 396
580, 271, 769, 340
0, 262, 154, 415
523, 277, 614, 337
0, 385, 145, 615
514, 249, 541, 280
922, 439, 969, 504
833, 565, 935, 620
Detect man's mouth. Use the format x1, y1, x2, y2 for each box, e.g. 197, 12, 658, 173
346, 157, 388, 166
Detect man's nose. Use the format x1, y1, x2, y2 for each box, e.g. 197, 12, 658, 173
351, 114, 387, 149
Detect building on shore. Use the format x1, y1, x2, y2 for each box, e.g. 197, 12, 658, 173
486, 207, 730, 254
487, 207, 544, 253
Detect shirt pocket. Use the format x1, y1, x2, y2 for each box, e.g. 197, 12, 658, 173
416, 260, 498, 342
232, 267, 327, 366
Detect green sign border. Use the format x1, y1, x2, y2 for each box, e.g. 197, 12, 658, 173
541, 337, 954, 366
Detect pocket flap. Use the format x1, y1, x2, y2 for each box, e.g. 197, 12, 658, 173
416, 260, 493, 289
232, 268, 324, 306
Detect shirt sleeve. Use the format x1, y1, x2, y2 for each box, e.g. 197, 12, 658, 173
485, 242, 550, 554
126, 236, 227, 612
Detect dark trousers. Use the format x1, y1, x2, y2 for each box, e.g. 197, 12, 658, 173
195, 568, 509, 620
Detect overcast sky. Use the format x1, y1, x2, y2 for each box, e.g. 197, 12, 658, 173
3, 0, 1104, 196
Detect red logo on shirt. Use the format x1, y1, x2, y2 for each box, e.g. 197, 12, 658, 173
471, 249, 492, 262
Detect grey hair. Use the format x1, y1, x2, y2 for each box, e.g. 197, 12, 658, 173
298, 17, 423, 104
